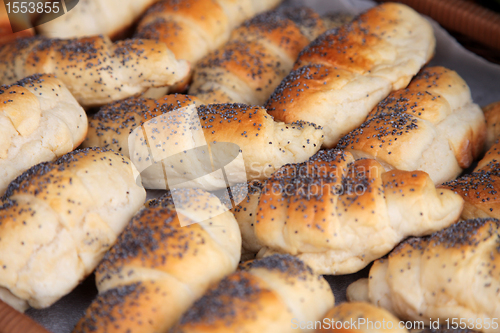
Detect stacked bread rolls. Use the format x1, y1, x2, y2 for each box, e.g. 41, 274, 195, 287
266, 3, 435, 147
73, 189, 241, 333
0, 36, 189, 107
188, 7, 328, 105
338, 67, 485, 185
170, 254, 334, 333
348, 218, 500, 333
0, 148, 145, 312
231, 149, 463, 274
483, 101, 500, 150
0, 74, 87, 196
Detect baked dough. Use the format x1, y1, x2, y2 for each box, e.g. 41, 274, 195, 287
348, 218, 500, 333
316, 302, 408, 332
0, 74, 87, 196
233, 149, 463, 274
136, 0, 282, 65
0, 148, 146, 311
439, 139, 500, 220
483, 101, 500, 150
266, 3, 435, 147
338, 67, 485, 185
0, 36, 189, 107
189, 7, 327, 105
83, 95, 324, 190
37, 0, 159, 39
73, 189, 241, 333
170, 254, 334, 333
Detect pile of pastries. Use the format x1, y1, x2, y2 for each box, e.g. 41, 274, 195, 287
0, 0, 499, 332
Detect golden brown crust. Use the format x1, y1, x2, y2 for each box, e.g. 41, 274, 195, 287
170, 255, 334, 333
239, 149, 463, 274
338, 67, 485, 185
266, 3, 435, 147
0, 36, 189, 107
483, 101, 500, 150
73, 189, 242, 333
189, 7, 327, 105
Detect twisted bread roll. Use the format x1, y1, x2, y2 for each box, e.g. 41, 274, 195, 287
188, 7, 328, 105
0, 74, 87, 196
83, 95, 324, 190
266, 3, 435, 147
0, 36, 189, 107
439, 139, 500, 220
0, 148, 146, 311
316, 302, 408, 332
338, 67, 485, 185
347, 218, 500, 333
135, 0, 282, 66
170, 254, 334, 333
73, 189, 241, 333
38, 0, 159, 39
232, 149, 463, 274
483, 101, 500, 151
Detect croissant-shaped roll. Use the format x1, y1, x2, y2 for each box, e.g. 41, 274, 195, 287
347, 218, 500, 333
135, 0, 282, 66
0, 36, 189, 107
316, 302, 408, 333
189, 7, 328, 105
440, 139, 500, 220
83, 95, 324, 190
338, 67, 485, 185
232, 149, 463, 274
170, 254, 334, 333
0, 74, 87, 196
0, 148, 146, 311
266, 3, 435, 147
73, 189, 241, 333
37, 0, 159, 39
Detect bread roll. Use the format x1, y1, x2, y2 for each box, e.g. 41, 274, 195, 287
232, 149, 463, 274
73, 188, 241, 333
266, 3, 435, 147
483, 101, 500, 151
136, 0, 282, 65
0, 36, 189, 107
0, 74, 87, 196
170, 254, 334, 333
135, 0, 282, 98
439, 139, 500, 220
316, 302, 408, 332
188, 7, 328, 105
37, 0, 159, 39
83, 95, 324, 190
0, 148, 146, 311
321, 13, 353, 30
348, 218, 500, 333
338, 67, 485, 185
